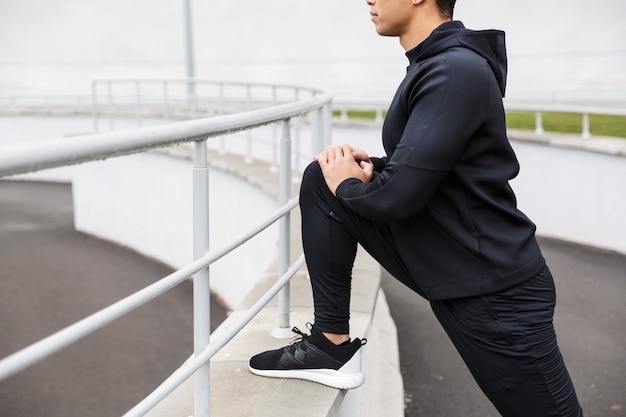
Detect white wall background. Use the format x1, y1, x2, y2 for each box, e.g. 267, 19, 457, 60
510, 140, 626, 255
72, 151, 279, 309
0, 0, 624, 102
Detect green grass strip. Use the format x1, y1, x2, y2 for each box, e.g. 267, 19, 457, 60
506, 112, 626, 138
334, 109, 626, 139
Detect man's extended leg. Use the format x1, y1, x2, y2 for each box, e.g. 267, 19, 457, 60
430, 266, 583, 417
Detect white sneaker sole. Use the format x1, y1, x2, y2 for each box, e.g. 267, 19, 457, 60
249, 348, 365, 390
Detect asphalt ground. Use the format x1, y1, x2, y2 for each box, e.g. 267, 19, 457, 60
0, 180, 624, 417
382, 238, 626, 416
0, 180, 227, 417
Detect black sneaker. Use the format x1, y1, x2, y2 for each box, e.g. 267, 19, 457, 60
249, 325, 367, 389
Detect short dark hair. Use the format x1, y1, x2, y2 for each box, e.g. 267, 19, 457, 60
436, 0, 456, 19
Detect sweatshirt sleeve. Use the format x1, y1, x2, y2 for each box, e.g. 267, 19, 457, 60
369, 156, 387, 173
335, 52, 490, 221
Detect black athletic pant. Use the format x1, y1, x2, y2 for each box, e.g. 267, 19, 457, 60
300, 162, 583, 417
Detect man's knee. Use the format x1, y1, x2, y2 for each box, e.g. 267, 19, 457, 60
301, 161, 325, 195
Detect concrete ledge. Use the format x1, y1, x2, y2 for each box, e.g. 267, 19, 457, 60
145, 237, 400, 417
146, 248, 390, 417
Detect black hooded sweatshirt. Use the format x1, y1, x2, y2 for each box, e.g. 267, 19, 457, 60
335, 21, 545, 300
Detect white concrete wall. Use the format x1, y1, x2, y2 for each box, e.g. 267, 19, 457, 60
511, 136, 626, 255
72, 151, 279, 310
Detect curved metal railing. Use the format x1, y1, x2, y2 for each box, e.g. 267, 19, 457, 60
2, 86, 624, 140
0, 80, 333, 417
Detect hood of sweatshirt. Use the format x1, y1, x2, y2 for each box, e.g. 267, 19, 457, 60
406, 21, 508, 97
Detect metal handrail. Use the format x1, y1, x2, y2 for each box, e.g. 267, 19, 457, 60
0, 83, 333, 417
90, 78, 323, 128
0, 94, 331, 176
88, 79, 327, 171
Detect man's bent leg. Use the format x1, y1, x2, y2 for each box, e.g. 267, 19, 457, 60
299, 162, 415, 334
248, 163, 367, 389
300, 162, 358, 335
250, 162, 415, 389
430, 266, 583, 417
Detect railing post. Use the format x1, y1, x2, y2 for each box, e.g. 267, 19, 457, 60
183, 0, 197, 119
270, 86, 279, 172
91, 81, 99, 132
534, 111, 544, 135
272, 119, 294, 339
193, 139, 211, 417
218, 82, 226, 155
218, 82, 225, 115
340, 107, 348, 122
293, 88, 302, 173
311, 108, 323, 155
375, 107, 383, 123
582, 112, 591, 138
245, 84, 253, 163
187, 78, 198, 120
135, 81, 144, 127
323, 102, 333, 149
107, 81, 114, 131
162, 80, 170, 123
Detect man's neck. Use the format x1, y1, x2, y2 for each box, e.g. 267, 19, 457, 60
400, 17, 450, 51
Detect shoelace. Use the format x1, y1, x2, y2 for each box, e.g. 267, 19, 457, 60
286, 326, 310, 355
291, 326, 309, 339
290, 324, 368, 350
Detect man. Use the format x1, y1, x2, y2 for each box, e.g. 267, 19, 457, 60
250, 0, 584, 415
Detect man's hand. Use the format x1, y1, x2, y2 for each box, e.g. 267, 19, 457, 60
315, 144, 374, 195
